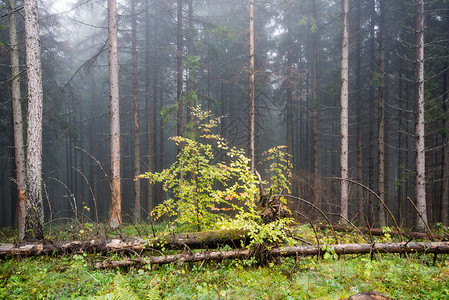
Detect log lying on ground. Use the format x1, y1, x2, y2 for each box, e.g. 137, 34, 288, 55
95, 241, 449, 269
148, 229, 248, 250
0, 229, 247, 258
316, 224, 445, 240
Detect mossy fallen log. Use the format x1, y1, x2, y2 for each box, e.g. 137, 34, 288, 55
94, 241, 449, 269
147, 229, 248, 250
0, 229, 247, 258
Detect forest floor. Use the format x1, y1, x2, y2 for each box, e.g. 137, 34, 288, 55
1, 223, 449, 299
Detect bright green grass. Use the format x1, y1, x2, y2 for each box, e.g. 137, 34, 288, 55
1, 252, 449, 299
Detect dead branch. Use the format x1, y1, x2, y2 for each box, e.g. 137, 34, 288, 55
94, 241, 449, 269
316, 224, 444, 240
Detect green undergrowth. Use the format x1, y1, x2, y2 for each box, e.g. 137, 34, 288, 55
1, 251, 449, 299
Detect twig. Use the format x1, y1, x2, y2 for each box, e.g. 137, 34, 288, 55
336, 213, 370, 243
73, 167, 99, 224
295, 211, 320, 246
406, 197, 434, 241
334, 177, 403, 242
282, 194, 339, 244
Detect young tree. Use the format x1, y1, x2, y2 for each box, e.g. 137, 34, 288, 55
414, 0, 427, 231
340, 0, 349, 219
108, 0, 122, 229
23, 0, 44, 241
248, 0, 255, 173
9, 0, 26, 240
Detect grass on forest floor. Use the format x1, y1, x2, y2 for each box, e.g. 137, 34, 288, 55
1, 251, 449, 299
1, 224, 449, 299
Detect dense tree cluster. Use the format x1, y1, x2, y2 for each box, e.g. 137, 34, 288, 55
0, 0, 448, 235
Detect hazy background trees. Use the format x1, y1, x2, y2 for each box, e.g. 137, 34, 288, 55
1, 0, 448, 230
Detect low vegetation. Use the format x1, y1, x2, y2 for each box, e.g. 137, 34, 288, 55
1, 224, 449, 299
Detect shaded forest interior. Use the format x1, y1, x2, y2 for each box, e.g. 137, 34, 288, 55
1, 0, 449, 231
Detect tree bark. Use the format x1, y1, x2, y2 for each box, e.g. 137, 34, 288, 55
440, 10, 449, 226
146, 0, 154, 214
312, 0, 318, 203
354, 0, 363, 224
286, 17, 293, 167
248, 0, 255, 173
108, 0, 122, 229
177, 0, 183, 154
414, 0, 427, 231
9, 0, 26, 240
187, 0, 195, 126
368, 0, 376, 224
24, 0, 45, 242
378, 0, 386, 227
340, 0, 349, 219
132, 0, 141, 222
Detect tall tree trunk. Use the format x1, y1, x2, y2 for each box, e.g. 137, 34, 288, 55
108, 0, 122, 229
311, 0, 319, 209
368, 0, 376, 224
378, 0, 386, 227
177, 0, 183, 153
187, 0, 195, 126
9, 0, 26, 240
354, 0, 363, 224
248, 0, 255, 173
132, 0, 141, 221
397, 31, 405, 223
286, 17, 293, 167
340, 0, 349, 220
147, 0, 155, 213
414, 0, 427, 231
442, 12, 449, 225
24, 0, 44, 241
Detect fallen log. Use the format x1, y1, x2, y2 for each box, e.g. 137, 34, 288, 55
0, 229, 247, 258
316, 224, 445, 240
148, 229, 248, 250
94, 241, 449, 269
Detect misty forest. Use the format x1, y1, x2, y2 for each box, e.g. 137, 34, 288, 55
1, 0, 449, 299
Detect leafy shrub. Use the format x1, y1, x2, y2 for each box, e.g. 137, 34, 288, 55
139, 107, 258, 232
